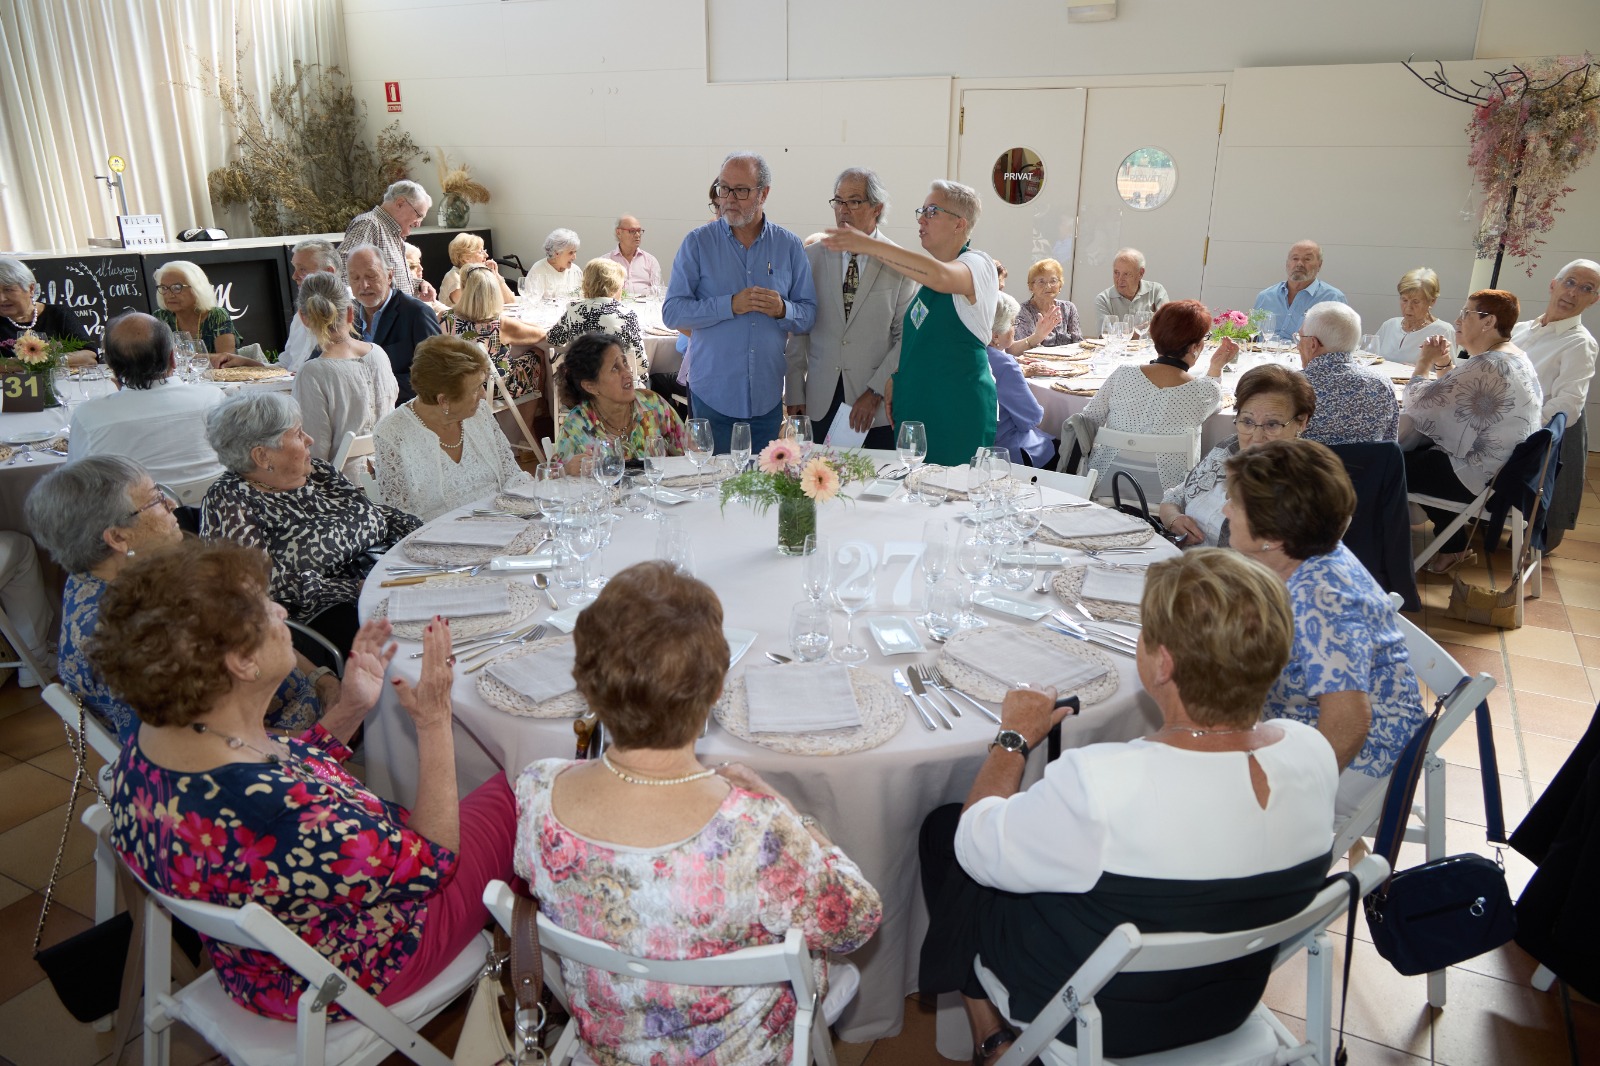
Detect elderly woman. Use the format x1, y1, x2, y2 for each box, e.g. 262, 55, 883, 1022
26, 456, 343, 740
1223, 439, 1427, 820
1081, 298, 1233, 495
153, 260, 240, 360
444, 266, 546, 399
986, 292, 1054, 467
0, 255, 97, 364
102, 539, 520, 1020
438, 232, 515, 308
1159, 364, 1314, 548
1297, 301, 1399, 445
822, 180, 999, 465
374, 335, 535, 520
1374, 267, 1455, 365
528, 228, 583, 296
545, 258, 648, 386
291, 272, 399, 480
515, 561, 882, 1064
919, 548, 1337, 1063
201, 392, 421, 650
1004, 258, 1082, 354
1401, 288, 1543, 571
403, 243, 451, 316
555, 331, 686, 468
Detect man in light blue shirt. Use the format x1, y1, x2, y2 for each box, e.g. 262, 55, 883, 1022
1252, 240, 1347, 339
664, 152, 816, 453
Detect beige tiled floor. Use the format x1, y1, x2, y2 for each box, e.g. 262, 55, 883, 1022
2, 486, 1599, 1064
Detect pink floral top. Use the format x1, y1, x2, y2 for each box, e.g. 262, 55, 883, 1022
514, 760, 882, 1065
108, 725, 457, 1020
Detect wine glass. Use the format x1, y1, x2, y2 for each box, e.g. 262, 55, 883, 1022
955, 533, 995, 628
789, 602, 833, 663
897, 421, 928, 503
586, 509, 616, 591
730, 421, 752, 473
922, 518, 952, 614
800, 534, 831, 604
1258, 311, 1278, 344
50, 367, 78, 411
784, 415, 813, 460
642, 435, 668, 521
534, 461, 567, 519
656, 521, 694, 574
829, 542, 875, 665
592, 437, 625, 506
684, 418, 714, 498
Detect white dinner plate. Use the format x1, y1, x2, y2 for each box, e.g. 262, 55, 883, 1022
3, 430, 57, 445
868, 616, 925, 655
971, 590, 1052, 621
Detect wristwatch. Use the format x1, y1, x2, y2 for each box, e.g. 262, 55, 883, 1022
989, 729, 1030, 758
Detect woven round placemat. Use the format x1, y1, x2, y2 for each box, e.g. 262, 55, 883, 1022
372, 577, 543, 640
905, 466, 1019, 502
398, 518, 548, 566
476, 635, 588, 718
1033, 505, 1157, 550
661, 468, 726, 489
713, 669, 906, 756
492, 493, 543, 516
936, 627, 1120, 706
1026, 362, 1090, 379
1050, 566, 1144, 624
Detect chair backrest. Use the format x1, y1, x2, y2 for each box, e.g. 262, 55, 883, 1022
42, 682, 122, 766
159, 473, 222, 507
1328, 441, 1421, 612
1484, 412, 1565, 554
1385, 592, 1496, 752
1027, 465, 1097, 499
286, 619, 344, 678
1089, 426, 1201, 499
332, 430, 376, 473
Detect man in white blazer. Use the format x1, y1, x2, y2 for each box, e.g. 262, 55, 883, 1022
785, 167, 919, 449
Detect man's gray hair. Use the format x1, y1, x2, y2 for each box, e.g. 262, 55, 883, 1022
1556, 258, 1600, 280
836, 167, 890, 216
544, 229, 581, 257
344, 243, 386, 274
0, 256, 36, 290
722, 152, 772, 189
383, 180, 430, 208
1114, 247, 1146, 270
929, 180, 982, 229
1302, 301, 1361, 354
292, 238, 341, 274
993, 291, 1022, 336
205, 391, 302, 474
25, 455, 150, 574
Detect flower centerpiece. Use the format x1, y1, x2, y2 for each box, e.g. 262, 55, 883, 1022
720, 441, 876, 555
1210, 308, 1269, 346
435, 151, 492, 228
0, 331, 81, 406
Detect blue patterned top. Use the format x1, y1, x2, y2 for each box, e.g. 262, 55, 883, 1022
1301, 352, 1399, 445
59, 572, 324, 742
1264, 544, 1426, 779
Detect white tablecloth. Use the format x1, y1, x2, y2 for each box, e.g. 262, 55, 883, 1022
357, 451, 1171, 1041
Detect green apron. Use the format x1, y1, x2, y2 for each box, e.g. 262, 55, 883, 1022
892, 270, 996, 467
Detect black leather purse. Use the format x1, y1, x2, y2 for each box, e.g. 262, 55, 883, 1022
1109, 470, 1181, 544
1364, 680, 1516, 975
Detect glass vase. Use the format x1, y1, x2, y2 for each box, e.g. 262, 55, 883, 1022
776, 496, 817, 556
439, 193, 471, 228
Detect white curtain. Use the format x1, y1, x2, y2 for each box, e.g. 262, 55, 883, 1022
0, 0, 346, 253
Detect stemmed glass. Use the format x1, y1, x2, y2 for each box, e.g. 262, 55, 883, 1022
897, 421, 928, 503
556, 499, 600, 606
730, 422, 752, 473
829, 541, 874, 665
50, 367, 78, 412
784, 415, 813, 461
586, 509, 616, 591
955, 533, 995, 628
800, 534, 831, 603
684, 418, 714, 498
656, 520, 694, 574
921, 519, 952, 615
642, 435, 668, 521
789, 602, 833, 663
592, 437, 625, 508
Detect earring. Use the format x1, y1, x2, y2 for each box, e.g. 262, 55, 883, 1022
252, 665, 261, 680
442, 401, 451, 419
125, 548, 135, 557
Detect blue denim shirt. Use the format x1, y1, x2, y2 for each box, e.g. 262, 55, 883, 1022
1252, 278, 1347, 337
663, 218, 816, 417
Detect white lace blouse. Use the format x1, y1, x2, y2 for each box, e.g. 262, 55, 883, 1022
373, 402, 535, 521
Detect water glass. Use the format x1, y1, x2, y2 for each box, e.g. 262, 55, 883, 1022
730, 421, 752, 473
50, 367, 77, 409
685, 418, 714, 498
535, 461, 567, 518
925, 583, 963, 641
592, 437, 625, 502
897, 421, 928, 502
656, 521, 694, 574
789, 602, 833, 663
800, 534, 831, 603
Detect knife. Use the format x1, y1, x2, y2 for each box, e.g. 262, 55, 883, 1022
924, 674, 1002, 724
891, 669, 942, 731
907, 667, 960, 718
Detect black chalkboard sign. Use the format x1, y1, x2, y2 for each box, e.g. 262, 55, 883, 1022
144, 247, 294, 355
20, 253, 148, 346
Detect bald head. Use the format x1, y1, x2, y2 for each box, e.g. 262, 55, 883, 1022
615, 215, 644, 256
1112, 248, 1146, 300
104, 312, 176, 390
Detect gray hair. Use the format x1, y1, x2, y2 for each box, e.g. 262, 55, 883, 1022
929, 180, 981, 229
291, 238, 341, 274
543, 228, 581, 258
836, 167, 890, 218
1556, 258, 1600, 281
205, 392, 302, 474
1114, 247, 1146, 270
383, 180, 430, 209
1302, 301, 1361, 354
722, 152, 772, 189
993, 290, 1022, 336
0, 256, 36, 290
26, 456, 150, 573
344, 243, 386, 275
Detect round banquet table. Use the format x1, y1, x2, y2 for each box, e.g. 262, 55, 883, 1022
356, 453, 1173, 1042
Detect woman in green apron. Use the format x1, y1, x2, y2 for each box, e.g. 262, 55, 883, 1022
822, 181, 999, 466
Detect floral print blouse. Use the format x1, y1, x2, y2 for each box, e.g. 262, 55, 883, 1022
514, 760, 883, 1066
555, 391, 687, 462
1301, 351, 1400, 445
109, 726, 457, 1020
200, 458, 421, 622
545, 298, 648, 386
1402, 347, 1542, 494
59, 573, 322, 742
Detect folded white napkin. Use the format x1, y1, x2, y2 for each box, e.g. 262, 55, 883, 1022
388, 584, 511, 623
946, 629, 1110, 692
1080, 566, 1146, 605
487, 643, 578, 704
916, 468, 972, 495
1040, 506, 1150, 539
744, 663, 861, 733
411, 520, 528, 548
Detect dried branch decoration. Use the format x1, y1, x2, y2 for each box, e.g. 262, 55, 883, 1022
436, 152, 492, 205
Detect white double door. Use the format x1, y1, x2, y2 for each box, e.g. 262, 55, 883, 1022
956, 83, 1226, 330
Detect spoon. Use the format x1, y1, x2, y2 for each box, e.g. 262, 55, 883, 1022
765, 652, 793, 664
532, 571, 559, 609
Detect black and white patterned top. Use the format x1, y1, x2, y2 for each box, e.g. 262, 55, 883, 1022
200, 459, 421, 622
1301, 352, 1399, 445
545, 298, 648, 385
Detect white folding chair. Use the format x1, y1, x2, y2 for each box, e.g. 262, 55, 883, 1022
1087, 426, 1201, 503
482, 880, 855, 1066
985, 855, 1391, 1066
0, 599, 52, 688
332, 430, 376, 474
133, 867, 489, 1066
160, 472, 223, 507
1029, 465, 1098, 500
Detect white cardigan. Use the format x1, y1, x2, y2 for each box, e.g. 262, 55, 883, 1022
373, 402, 534, 521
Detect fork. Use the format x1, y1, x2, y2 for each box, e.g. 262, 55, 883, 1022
408, 621, 531, 658
1074, 546, 1151, 559
924, 665, 1003, 724
463, 625, 549, 672
908, 665, 961, 718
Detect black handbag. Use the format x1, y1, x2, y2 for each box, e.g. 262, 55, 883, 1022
1109, 470, 1180, 544
1364, 679, 1516, 975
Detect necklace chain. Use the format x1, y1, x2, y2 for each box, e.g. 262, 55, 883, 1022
191, 722, 285, 763
411, 399, 464, 451
601, 750, 716, 786
1154, 723, 1259, 739
596, 400, 636, 438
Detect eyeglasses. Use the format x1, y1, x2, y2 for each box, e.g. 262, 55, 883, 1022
403, 200, 425, 218
1233, 417, 1292, 434
914, 204, 963, 221
1457, 308, 1494, 320
828, 197, 871, 210
156, 284, 190, 295
617, 227, 645, 235
1560, 276, 1600, 297
123, 488, 179, 522
713, 183, 762, 201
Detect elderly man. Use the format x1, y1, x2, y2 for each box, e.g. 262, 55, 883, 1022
67, 312, 223, 492
339, 180, 436, 302
663, 151, 816, 453
603, 216, 662, 296
1092, 247, 1168, 328
281, 238, 343, 373
1513, 258, 1600, 550
346, 245, 440, 403
784, 168, 918, 449
1297, 302, 1398, 445
1253, 240, 1346, 338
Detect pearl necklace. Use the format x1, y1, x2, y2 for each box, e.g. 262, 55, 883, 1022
191, 722, 286, 763
2, 303, 39, 332
410, 399, 464, 452
601, 751, 716, 786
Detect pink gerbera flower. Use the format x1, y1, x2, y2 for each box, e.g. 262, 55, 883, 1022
800, 458, 841, 502
758, 440, 798, 474
13, 332, 47, 363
